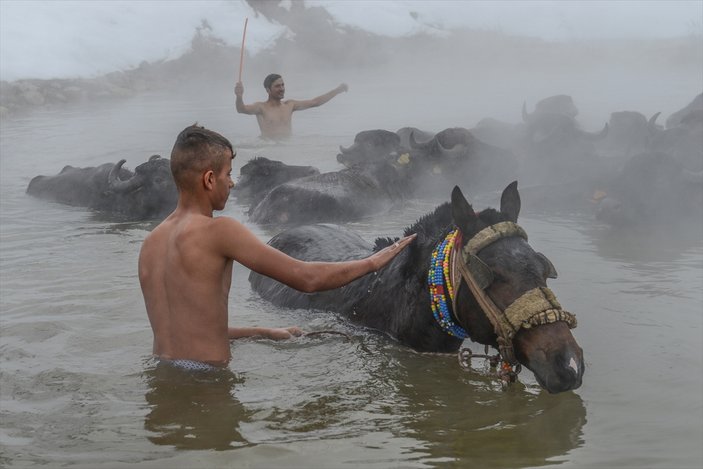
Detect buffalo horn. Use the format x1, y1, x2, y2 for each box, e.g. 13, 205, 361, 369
579, 122, 609, 141
409, 130, 434, 150
108, 159, 143, 193
647, 112, 661, 135
437, 139, 467, 159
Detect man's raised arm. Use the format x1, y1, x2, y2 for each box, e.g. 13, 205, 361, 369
292, 83, 348, 112
234, 81, 261, 115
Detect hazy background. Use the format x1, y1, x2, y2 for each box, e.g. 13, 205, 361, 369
1, 0, 702, 81
1, 2, 702, 467
1, 0, 701, 139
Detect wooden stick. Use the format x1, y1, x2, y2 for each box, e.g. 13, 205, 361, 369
238, 17, 248, 82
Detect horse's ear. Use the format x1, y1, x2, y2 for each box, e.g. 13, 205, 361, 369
451, 186, 478, 233
500, 181, 521, 222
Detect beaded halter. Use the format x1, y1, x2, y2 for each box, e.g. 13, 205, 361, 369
427, 229, 468, 338
427, 221, 578, 365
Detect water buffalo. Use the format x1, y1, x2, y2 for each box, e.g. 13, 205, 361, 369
408, 127, 476, 154
337, 127, 517, 196
665, 92, 703, 129
250, 182, 584, 394
521, 96, 608, 147
249, 159, 412, 226
336, 128, 435, 169
26, 154, 177, 220
595, 151, 703, 227
336, 129, 402, 167
527, 94, 579, 118
596, 111, 661, 160
520, 96, 608, 184
651, 107, 703, 172
464, 95, 580, 156
337, 127, 432, 168
232, 156, 320, 210
336, 129, 441, 200
408, 127, 519, 195
396, 126, 434, 149
468, 117, 525, 152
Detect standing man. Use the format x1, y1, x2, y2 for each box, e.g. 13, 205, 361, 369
138, 124, 414, 371
235, 74, 348, 140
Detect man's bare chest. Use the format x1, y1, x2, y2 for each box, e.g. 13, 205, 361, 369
260, 103, 294, 123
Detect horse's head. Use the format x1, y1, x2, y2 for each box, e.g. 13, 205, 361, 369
448, 182, 584, 393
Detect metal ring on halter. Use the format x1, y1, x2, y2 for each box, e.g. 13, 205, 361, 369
458, 348, 473, 370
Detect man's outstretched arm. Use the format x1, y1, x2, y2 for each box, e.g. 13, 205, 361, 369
292, 83, 348, 111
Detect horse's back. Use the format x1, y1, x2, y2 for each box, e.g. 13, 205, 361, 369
249, 224, 372, 309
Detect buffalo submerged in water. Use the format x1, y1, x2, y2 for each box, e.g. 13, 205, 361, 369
26, 155, 177, 221
231, 156, 320, 211
594, 151, 703, 227
247, 157, 415, 226
336, 127, 519, 196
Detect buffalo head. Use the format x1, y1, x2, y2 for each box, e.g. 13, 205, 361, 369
337, 129, 402, 167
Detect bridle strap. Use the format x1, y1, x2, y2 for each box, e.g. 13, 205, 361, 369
465, 221, 528, 257
452, 254, 519, 364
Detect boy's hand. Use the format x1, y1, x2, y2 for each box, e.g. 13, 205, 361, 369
267, 326, 304, 340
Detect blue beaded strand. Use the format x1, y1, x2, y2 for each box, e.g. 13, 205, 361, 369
428, 230, 469, 339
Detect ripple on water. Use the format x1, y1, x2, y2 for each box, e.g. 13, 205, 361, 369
1, 95, 701, 467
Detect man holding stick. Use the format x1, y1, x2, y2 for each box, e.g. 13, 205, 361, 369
235, 74, 348, 140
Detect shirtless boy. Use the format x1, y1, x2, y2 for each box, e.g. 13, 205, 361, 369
235, 74, 348, 140
138, 124, 415, 371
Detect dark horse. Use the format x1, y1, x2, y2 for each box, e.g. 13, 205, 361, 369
250, 182, 584, 393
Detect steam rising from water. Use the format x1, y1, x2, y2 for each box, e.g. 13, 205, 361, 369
1, 0, 701, 81
0, 4, 702, 465
1, 1, 701, 149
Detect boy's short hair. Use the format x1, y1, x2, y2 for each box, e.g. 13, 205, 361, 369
170, 123, 234, 189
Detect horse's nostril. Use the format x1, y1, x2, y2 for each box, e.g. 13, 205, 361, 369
568, 357, 580, 375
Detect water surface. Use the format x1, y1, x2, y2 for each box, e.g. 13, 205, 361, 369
1, 92, 701, 468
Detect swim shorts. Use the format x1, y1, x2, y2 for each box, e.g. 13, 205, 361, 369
159, 358, 220, 372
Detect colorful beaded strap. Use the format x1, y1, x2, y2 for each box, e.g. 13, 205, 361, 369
428, 229, 469, 339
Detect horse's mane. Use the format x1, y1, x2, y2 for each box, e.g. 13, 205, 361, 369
372, 202, 453, 251
476, 208, 506, 226
371, 204, 508, 252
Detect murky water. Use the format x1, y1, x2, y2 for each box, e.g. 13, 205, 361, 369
1, 91, 701, 468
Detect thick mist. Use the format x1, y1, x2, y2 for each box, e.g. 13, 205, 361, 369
1, 4, 702, 467
3, 1, 701, 207
241, 29, 702, 144
3, 1, 700, 134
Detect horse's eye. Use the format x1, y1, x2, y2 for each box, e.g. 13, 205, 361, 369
490, 269, 507, 284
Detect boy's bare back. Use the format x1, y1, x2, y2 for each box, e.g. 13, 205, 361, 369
140, 211, 235, 366
139, 124, 414, 368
